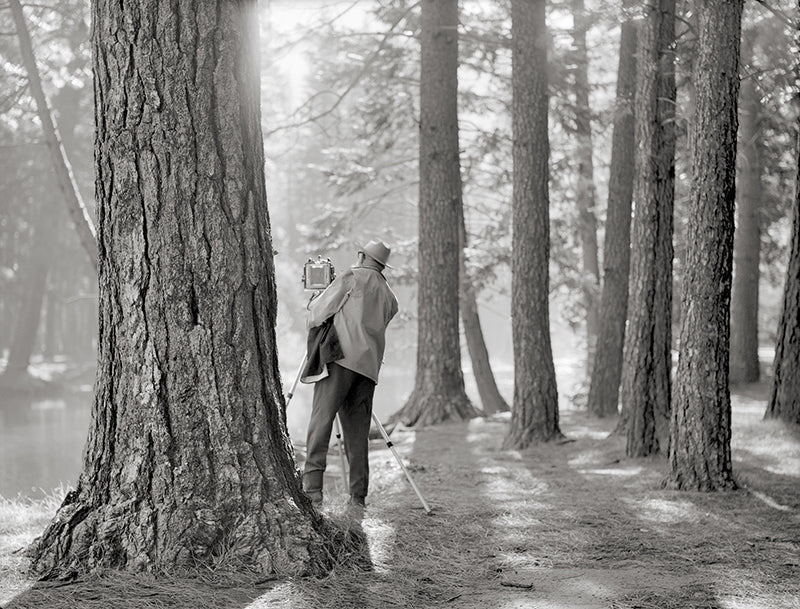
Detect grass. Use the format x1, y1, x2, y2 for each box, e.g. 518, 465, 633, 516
0, 486, 67, 606
2, 383, 799, 609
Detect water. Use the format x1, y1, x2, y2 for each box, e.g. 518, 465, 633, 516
0, 391, 91, 499
2, 357, 581, 500
0, 369, 421, 500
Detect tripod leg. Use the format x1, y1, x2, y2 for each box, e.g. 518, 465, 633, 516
286, 351, 308, 406
371, 413, 433, 514
334, 415, 349, 491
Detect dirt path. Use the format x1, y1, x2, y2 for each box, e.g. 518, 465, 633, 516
263, 388, 799, 609
4, 385, 799, 609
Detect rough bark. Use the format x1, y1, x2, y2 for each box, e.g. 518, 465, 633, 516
394, 0, 477, 428
28, 0, 341, 578
587, 0, 638, 419
504, 0, 561, 449
9, 0, 98, 270
570, 0, 601, 372
765, 21, 800, 424
667, 0, 743, 491
730, 30, 762, 385
459, 211, 510, 415
620, 0, 676, 457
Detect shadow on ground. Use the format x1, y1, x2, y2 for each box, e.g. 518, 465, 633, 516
4, 384, 799, 609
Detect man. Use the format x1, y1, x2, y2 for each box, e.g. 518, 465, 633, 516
302, 239, 399, 509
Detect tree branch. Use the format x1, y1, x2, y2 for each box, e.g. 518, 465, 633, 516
752, 0, 793, 26
264, 1, 421, 137
9, 0, 97, 269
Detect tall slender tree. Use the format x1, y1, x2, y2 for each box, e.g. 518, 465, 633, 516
459, 211, 510, 415
730, 29, 763, 384
393, 0, 477, 427
29, 0, 341, 577
9, 0, 98, 269
765, 6, 800, 425
504, 0, 561, 449
569, 0, 601, 371
668, 0, 744, 491
620, 0, 676, 457
587, 0, 638, 418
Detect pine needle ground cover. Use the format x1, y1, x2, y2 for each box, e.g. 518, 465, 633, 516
2, 382, 798, 609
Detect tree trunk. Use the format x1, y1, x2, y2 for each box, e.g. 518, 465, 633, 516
9, 0, 98, 270
587, 0, 638, 419
2, 190, 55, 380
765, 48, 800, 424
730, 30, 762, 385
393, 0, 477, 428
504, 0, 561, 449
620, 0, 676, 457
570, 0, 601, 372
29, 0, 341, 578
667, 0, 743, 491
2, 248, 48, 378
459, 211, 510, 415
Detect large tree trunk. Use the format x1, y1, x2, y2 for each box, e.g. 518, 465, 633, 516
620, 0, 676, 457
570, 0, 601, 373
504, 0, 561, 449
765, 46, 800, 424
393, 0, 477, 427
9, 0, 98, 270
667, 0, 743, 491
587, 0, 638, 419
730, 30, 762, 385
29, 0, 341, 578
459, 211, 509, 415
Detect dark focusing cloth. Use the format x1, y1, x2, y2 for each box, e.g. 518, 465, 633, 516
301, 318, 344, 383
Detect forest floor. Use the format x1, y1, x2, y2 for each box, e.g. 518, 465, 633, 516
1, 381, 798, 609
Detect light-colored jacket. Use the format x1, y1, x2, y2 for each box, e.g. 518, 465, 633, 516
307, 265, 398, 383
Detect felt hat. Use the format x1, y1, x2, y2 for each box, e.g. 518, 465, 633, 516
358, 239, 393, 268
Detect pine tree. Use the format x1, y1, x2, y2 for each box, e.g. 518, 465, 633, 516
620, 0, 676, 457
393, 0, 477, 427
504, 0, 561, 449
587, 0, 638, 418
668, 0, 744, 491
29, 0, 341, 577
765, 5, 800, 425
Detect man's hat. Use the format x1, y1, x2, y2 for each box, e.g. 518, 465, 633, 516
358, 239, 393, 268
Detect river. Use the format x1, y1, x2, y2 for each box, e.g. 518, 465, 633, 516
0, 367, 440, 500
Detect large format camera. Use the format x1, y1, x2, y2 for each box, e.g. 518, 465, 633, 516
302, 256, 335, 291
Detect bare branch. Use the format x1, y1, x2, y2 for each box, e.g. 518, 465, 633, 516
264, 1, 421, 137
0, 80, 29, 112
9, 0, 97, 268
20, 1, 73, 18
752, 0, 793, 26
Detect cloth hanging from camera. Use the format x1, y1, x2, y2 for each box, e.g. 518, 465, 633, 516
301, 318, 344, 383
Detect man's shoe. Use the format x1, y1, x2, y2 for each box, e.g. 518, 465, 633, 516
348, 496, 366, 508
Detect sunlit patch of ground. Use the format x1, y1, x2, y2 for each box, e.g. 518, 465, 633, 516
0, 488, 66, 605
3, 382, 799, 609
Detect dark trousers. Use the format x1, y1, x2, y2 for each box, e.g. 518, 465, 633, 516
303, 363, 375, 500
